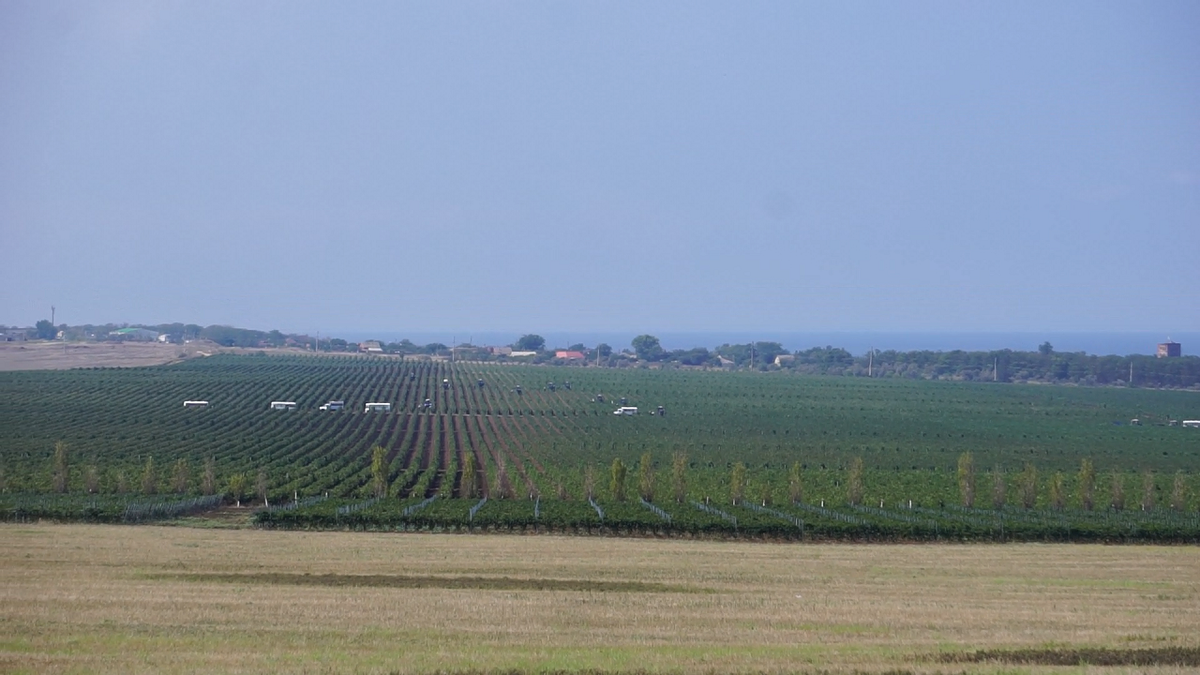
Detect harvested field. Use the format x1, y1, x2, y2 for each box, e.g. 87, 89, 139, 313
2, 524, 1198, 674
0, 341, 193, 370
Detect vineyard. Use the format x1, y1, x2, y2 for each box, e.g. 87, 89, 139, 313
1, 353, 1198, 540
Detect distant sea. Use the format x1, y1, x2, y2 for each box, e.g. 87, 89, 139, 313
331, 331, 1198, 358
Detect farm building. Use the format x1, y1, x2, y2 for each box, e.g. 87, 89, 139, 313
1157, 341, 1181, 358
556, 350, 586, 360
510, 351, 538, 358
109, 327, 160, 341
0, 330, 28, 342
489, 346, 513, 356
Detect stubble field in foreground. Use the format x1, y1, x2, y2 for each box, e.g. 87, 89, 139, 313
2, 525, 1198, 674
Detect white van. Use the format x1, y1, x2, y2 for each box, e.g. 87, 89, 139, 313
613, 406, 638, 416
319, 400, 345, 411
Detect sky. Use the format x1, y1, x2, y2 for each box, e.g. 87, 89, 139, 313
2, 1, 1198, 337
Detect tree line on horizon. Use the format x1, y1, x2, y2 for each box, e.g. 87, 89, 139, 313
7, 322, 1198, 388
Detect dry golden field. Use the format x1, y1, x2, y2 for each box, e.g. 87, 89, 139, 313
2, 524, 1198, 674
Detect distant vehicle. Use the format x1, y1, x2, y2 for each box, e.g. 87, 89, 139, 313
318, 400, 345, 411
1182, 420, 1200, 428
364, 402, 391, 412
182, 400, 208, 408
614, 406, 638, 416
270, 401, 297, 410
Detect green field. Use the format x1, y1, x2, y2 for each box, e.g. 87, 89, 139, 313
2, 354, 1198, 538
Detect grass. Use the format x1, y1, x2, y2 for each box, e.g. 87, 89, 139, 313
3, 524, 1199, 674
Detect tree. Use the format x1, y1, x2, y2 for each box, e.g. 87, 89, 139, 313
788, 461, 804, 504
846, 457, 864, 506
201, 457, 216, 496
1049, 472, 1065, 510
1077, 459, 1095, 511
36, 319, 56, 340
84, 464, 100, 494
584, 464, 596, 501
1110, 470, 1125, 511
255, 469, 268, 506
1019, 463, 1038, 509
957, 452, 975, 508
730, 462, 747, 505
52, 441, 69, 493
991, 465, 1006, 509
370, 445, 388, 498
172, 458, 190, 494
1038, 341, 1054, 356
672, 451, 688, 504
609, 458, 627, 502
461, 452, 477, 499
514, 334, 545, 351
141, 456, 157, 495
1141, 470, 1156, 511
631, 335, 664, 361
758, 479, 773, 506
227, 472, 247, 506
1170, 471, 1188, 512
637, 452, 655, 502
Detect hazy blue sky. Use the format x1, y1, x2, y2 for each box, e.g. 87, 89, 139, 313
2, 1, 1197, 336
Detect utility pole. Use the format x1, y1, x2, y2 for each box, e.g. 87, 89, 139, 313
51, 305, 55, 326
868, 347, 873, 377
